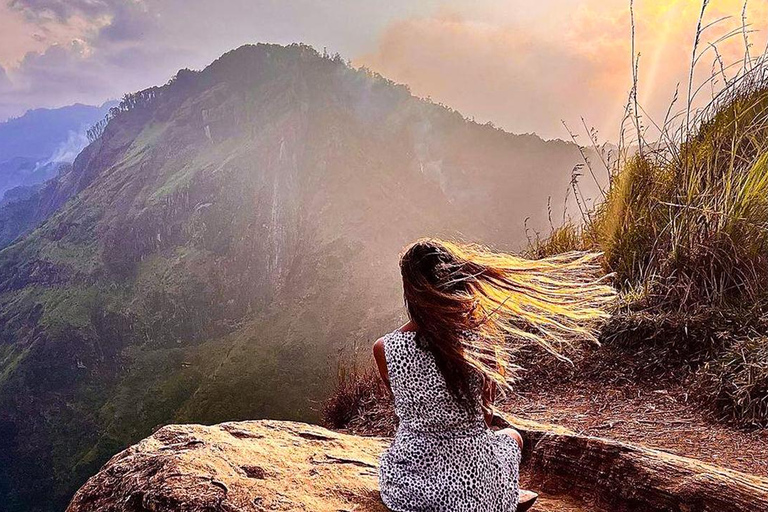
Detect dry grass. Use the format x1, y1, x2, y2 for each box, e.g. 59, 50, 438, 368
321, 363, 395, 436
695, 334, 768, 425
527, 3, 768, 425
590, 88, 768, 311
526, 223, 588, 260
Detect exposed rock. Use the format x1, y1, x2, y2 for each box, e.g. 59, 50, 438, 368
67, 420, 388, 512
68, 418, 768, 512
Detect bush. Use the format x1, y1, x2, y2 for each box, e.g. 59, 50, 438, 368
321, 363, 395, 436
695, 335, 768, 426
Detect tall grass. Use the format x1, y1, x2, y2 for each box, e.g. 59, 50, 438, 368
321, 362, 395, 436
531, 1, 768, 425
599, 85, 768, 309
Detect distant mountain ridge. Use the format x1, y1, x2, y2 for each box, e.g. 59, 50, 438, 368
0, 103, 112, 160
0, 102, 115, 201
0, 43, 600, 511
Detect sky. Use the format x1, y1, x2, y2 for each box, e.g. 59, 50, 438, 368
1, 0, 767, 141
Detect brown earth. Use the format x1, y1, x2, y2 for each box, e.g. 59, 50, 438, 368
507, 379, 768, 477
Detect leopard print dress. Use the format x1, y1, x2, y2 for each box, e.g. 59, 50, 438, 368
378, 329, 521, 512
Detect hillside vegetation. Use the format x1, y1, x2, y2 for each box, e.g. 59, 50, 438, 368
528, 56, 768, 426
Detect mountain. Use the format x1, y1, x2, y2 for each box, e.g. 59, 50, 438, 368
0, 102, 115, 200
0, 43, 600, 511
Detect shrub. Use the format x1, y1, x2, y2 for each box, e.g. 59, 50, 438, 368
694, 335, 768, 426
321, 363, 395, 436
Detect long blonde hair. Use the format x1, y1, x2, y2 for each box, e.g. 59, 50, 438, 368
399, 238, 616, 407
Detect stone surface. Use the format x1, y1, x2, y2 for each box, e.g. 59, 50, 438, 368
68, 418, 768, 512
67, 420, 388, 512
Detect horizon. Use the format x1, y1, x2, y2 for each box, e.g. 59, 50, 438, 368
2, 0, 767, 141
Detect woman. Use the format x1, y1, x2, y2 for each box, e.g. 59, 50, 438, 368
374, 238, 615, 512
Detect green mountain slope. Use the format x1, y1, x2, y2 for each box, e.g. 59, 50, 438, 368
0, 43, 594, 511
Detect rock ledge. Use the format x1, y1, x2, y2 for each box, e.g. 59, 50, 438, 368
67, 418, 768, 512
66, 420, 389, 512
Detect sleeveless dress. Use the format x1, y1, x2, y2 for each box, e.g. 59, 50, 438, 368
378, 329, 521, 512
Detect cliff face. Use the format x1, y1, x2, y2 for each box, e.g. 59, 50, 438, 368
0, 43, 599, 510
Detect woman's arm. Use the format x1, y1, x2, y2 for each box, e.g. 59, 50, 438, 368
373, 337, 392, 394
482, 377, 497, 427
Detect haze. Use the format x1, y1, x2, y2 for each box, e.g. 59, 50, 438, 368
1, 0, 766, 140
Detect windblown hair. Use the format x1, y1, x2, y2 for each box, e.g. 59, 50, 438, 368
399, 238, 616, 409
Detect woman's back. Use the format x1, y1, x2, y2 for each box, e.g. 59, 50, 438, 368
384, 329, 485, 434
376, 238, 613, 510
378, 328, 521, 512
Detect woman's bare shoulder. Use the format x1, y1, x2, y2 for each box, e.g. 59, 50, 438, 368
373, 331, 391, 358
374, 321, 415, 356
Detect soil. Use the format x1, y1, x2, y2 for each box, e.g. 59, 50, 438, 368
504, 379, 768, 477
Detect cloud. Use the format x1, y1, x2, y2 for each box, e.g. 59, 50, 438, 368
0, 0, 441, 121
0, 0, 177, 120
0, 65, 10, 91
97, 2, 155, 42
10, 0, 158, 43
1, 0, 767, 138
356, 1, 768, 141
0, 44, 104, 120
45, 128, 90, 163
0, 38, 190, 121
9, 0, 125, 22
357, 15, 611, 139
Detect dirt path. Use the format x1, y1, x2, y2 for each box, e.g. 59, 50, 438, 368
505, 380, 768, 477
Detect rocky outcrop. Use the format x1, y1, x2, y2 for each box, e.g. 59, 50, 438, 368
68, 419, 768, 512
66, 420, 388, 512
